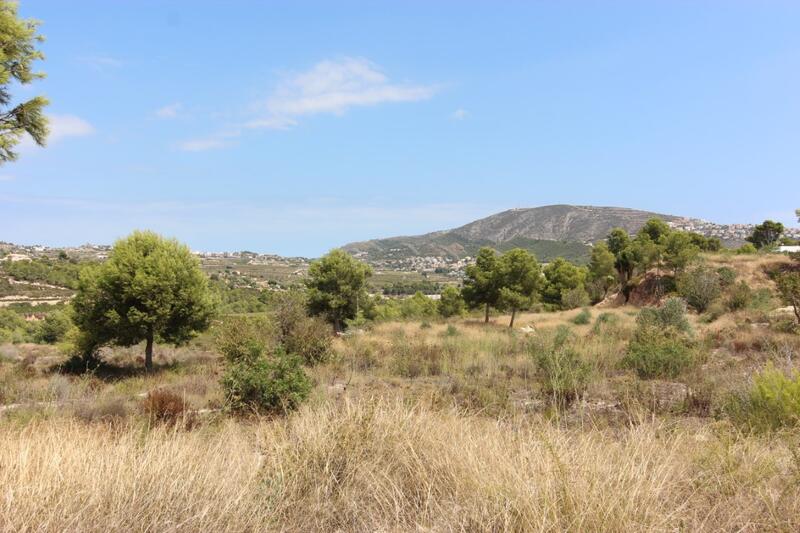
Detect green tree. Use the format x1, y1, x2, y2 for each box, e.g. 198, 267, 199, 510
462, 247, 500, 323
400, 291, 438, 319
638, 218, 672, 243
630, 234, 662, 274
542, 257, 587, 308
775, 272, 800, 324
586, 242, 616, 301
747, 220, 785, 249
662, 231, 700, 274
796, 209, 799, 223
72, 231, 216, 370
676, 265, 721, 312
496, 248, 542, 327
0, 2, 49, 163
305, 249, 372, 332
606, 228, 630, 256
438, 285, 465, 318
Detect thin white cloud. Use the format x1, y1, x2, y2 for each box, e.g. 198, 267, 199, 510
177, 138, 231, 152
249, 57, 437, 129
178, 57, 437, 150
48, 114, 95, 142
243, 116, 297, 130
451, 108, 468, 120
155, 103, 182, 119
18, 114, 94, 152
0, 175, 14, 182
79, 55, 123, 70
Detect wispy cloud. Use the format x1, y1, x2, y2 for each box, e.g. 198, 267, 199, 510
260, 57, 437, 120
0, 175, 14, 182
451, 108, 468, 120
79, 55, 123, 70
243, 116, 297, 130
155, 102, 183, 119
48, 115, 95, 142
18, 114, 95, 152
176, 138, 231, 152
177, 57, 438, 151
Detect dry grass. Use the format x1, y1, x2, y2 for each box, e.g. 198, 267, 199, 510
3, 263, 800, 531
1, 399, 799, 532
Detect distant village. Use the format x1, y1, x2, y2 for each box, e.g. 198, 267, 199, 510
3, 216, 800, 276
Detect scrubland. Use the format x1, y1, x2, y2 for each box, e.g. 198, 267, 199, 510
2, 254, 800, 532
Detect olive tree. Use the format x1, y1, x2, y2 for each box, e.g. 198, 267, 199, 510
72, 231, 216, 370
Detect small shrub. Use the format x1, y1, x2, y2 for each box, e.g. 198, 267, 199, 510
736, 243, 758, 254
623, 327, 695, 379
571, 308, 591, 325
726, 363, 800, 432
283, 316, 332, 365
222, 347, 311, 415
444, 324, 459, 337
214, 315, 275, 364
73, 398, 128, 424
701, 301, 727, 323
637, 298, 692, 334
34, 310, 72, 344
592, 312, 619, 331
530, 328, 590, 404
390, 342, 444, 378
716, 267, 737, 288
561, 286, 590, 310
142, 389, 186, 425
726, 281, 752, 311
420, 321, 432, 330
677, 266, 721, 312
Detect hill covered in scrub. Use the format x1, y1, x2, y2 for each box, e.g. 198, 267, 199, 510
342, 205, 699, 263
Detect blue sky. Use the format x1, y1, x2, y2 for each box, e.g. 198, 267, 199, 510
2, 1, 799, 256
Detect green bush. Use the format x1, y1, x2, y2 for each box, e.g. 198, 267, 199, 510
530, 326, 591, 404
34, 310, 72, 344
636, 298, 692, 334
214, 315, 276, 364
727, 363, 800, 432
623, 327, 695, 379
221, 347, 311, 415
571, 308, 592, 325
390, 341, 444, 378
283, 316, 332, 365
726, 281, 752, 311
216, 316, 311, 415
560, 286, 590, 310
677, 266, 721, 312
716, 267, 737, 288
736, 243, 758, 255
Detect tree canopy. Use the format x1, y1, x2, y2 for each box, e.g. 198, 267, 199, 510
496, 248, 541, 327
72, 231, 216, 370
305, 249, 372, 332
0, 2, 48, 163
747, 220, 784, 249
462, 247, 500, 322
542, 257, 587, 307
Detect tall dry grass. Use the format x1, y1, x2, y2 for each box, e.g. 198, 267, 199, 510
2, 399, 798, 532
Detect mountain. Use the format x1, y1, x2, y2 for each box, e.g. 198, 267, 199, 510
342, 205, 700, 264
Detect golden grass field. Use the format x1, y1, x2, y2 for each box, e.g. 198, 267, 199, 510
1, 253, 799, 532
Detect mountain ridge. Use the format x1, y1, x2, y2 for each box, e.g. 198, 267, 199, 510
342, 204, 718, 264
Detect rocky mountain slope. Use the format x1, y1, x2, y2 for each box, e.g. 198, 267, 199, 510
342, 205, 700, 263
